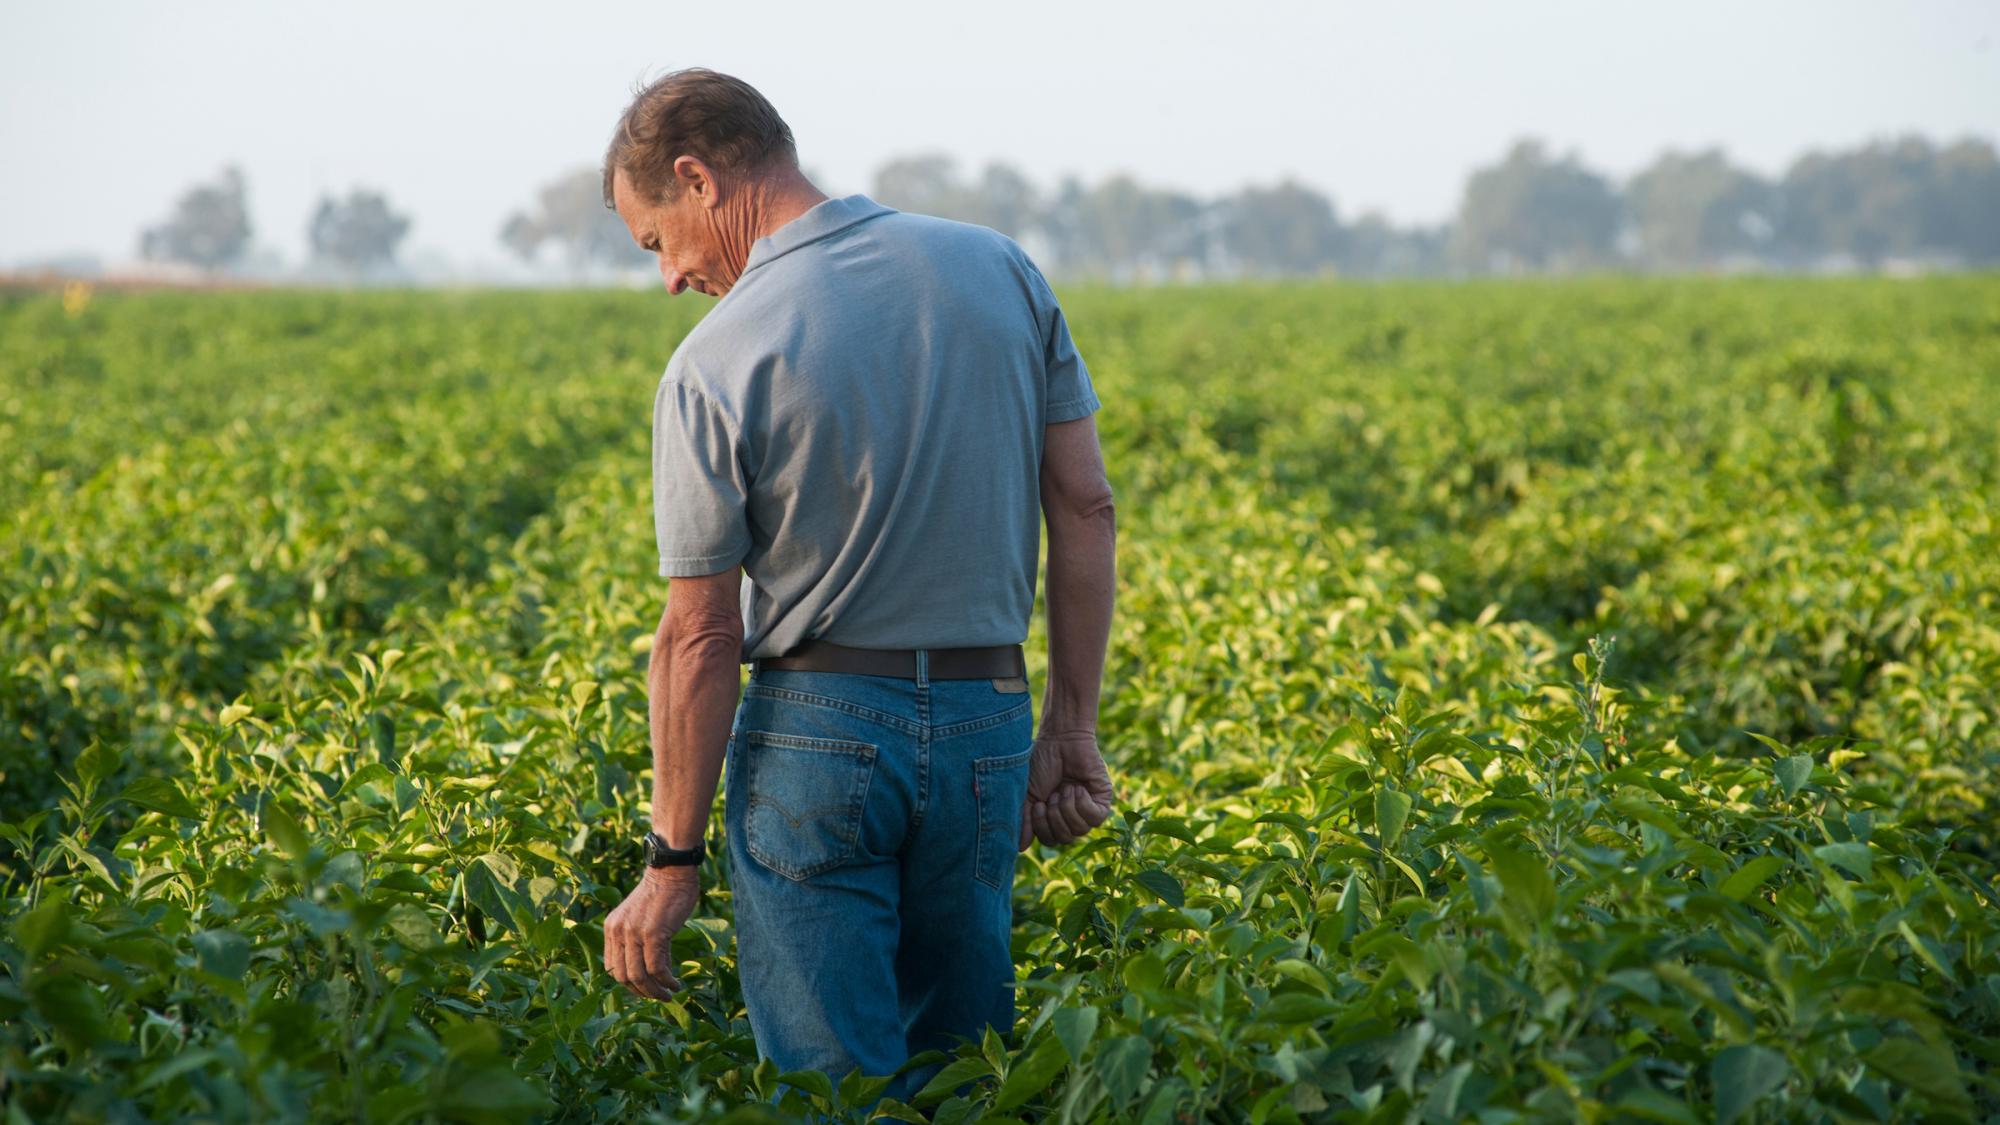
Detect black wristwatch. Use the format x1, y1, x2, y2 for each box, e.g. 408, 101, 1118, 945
642, 830, 706, 868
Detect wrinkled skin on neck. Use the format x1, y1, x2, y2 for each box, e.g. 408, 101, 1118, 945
611, 157, 828, 298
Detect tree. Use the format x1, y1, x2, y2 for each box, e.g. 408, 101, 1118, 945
1625, 149, 1779, 270
139, 165, 252, 273
1219, 180, 1342, 276
870, 155, 1042, 239
1452, 139, 1621, 273
972, 163, 1041, 241
1779, 137, 1924, 267
1780, 134, 2000, 268
872, 154, 963, 218
1339, 213, 1450, 277
500, 212, 540, 263
1039, 174, 1205, 280
499, 167, 649, 277
1928, 138, 2000, 266
308, 188, 411, 277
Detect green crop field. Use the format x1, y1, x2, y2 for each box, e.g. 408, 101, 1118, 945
2, 278, 1997, 1122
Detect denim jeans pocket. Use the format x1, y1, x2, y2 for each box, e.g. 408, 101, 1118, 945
972, 746, 1034, 891
741, 730, 877, 882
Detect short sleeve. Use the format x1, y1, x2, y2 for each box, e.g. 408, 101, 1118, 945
652, 378, 752, 577
1023, 256, 1101, 424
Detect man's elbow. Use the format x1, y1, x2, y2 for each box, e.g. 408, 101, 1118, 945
1080, 490, 1116, 524
1051, 488, 1117, 532
667, 608, 744, 664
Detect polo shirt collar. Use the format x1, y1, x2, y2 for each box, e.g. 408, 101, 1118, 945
740, 193, 895, 278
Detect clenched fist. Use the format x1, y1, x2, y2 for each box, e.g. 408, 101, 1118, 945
1019, 731, 1117, 849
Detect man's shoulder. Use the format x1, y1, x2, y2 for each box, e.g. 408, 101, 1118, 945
670, 209, 1036, 374
735, 203, 1025, 276
850, 213, 1047, 318
660, 324, 740, 408
870, 209, 1030, 265
727, 210, 1033, 314
669, 283, 779, 374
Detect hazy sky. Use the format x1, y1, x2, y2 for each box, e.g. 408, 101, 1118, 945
3, 0, 1995, 268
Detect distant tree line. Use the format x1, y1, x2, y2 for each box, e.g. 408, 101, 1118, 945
499, 169, 644, 281
865, 134, 1998, 280
137, 166, 412, 280
134, 132, 1996, 283
496, 132, 1995, 282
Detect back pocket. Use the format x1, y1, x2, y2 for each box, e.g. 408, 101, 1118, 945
973, 746, 1034, 891
740, 730, 877, 882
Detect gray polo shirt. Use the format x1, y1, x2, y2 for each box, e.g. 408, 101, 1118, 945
652, 193, 1100, 662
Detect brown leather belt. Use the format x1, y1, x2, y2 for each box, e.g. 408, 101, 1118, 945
753, 639, 1025, 680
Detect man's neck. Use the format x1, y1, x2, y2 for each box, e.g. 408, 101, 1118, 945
713, 171, 832, 294
750, 175, 833, 244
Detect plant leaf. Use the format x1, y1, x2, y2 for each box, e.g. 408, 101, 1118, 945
1053, 1005, 1099, 1063
1094, 1036, 1153, 1109
260, 802, 309, 859
1718, 855, 1786, 901
912, 1057, 994, 1106
120, 777, 200, 819
1772, 754, 1812, 797
1813, 841, 1872, 880
992, 1034, 1068, 1112
1712, 1044, 1787, 1125
1863, 1038, 1971, 1115
1133, 868, 1184, 907
1376, 787, 1413, 848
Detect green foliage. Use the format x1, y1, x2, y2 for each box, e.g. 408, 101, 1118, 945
3, 278, 1998, 1121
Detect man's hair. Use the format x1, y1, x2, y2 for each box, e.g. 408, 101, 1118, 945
601, 68, 798, 208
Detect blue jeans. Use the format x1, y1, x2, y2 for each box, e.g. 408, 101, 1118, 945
723, 650, 1036, 1108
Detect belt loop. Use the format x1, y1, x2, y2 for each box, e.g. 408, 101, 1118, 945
915, 648, 929, 686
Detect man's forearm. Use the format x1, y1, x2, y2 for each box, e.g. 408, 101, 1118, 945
646, 608, 742, 850
1041, 499, 1117, 736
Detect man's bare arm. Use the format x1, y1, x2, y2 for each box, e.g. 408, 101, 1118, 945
1039, 414, 1116, 737
605, 566, 741, 1003
648, 566, 745, 848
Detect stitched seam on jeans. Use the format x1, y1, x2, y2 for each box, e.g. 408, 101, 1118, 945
747, 796, 862, 881
744, 794, 851, 829
847, 751, 875, 870
909, 740, 929, 839
743, 730, 879, 756
742, 685, 922, 738
742, 739, 873, 881
974, 801, 1003, 891
934, 699, 1032, 740
974, 746, 1035, 773
750, 835, 839, 881
973, 747, 1033, 891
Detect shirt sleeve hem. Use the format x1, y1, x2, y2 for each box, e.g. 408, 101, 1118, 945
1046, 391, 1102, 424
659, 546, 747, 578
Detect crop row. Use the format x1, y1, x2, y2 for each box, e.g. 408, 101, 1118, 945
2, 279, 1996, 1121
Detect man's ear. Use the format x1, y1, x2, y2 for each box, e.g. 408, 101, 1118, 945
672, 155, 721, 207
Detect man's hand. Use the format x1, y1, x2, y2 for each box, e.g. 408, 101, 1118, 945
602, 866, 700, 1000
1019, 732, 1116, 849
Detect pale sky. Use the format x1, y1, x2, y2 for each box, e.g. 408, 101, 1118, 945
3, 0, 1995, 269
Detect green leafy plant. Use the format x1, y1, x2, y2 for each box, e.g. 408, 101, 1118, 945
2, 278, 1996, 1121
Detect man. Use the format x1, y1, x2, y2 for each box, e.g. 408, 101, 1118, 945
595, 68, 1119, 1105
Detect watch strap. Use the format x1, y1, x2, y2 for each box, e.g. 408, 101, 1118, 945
643, 830, 706, 867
